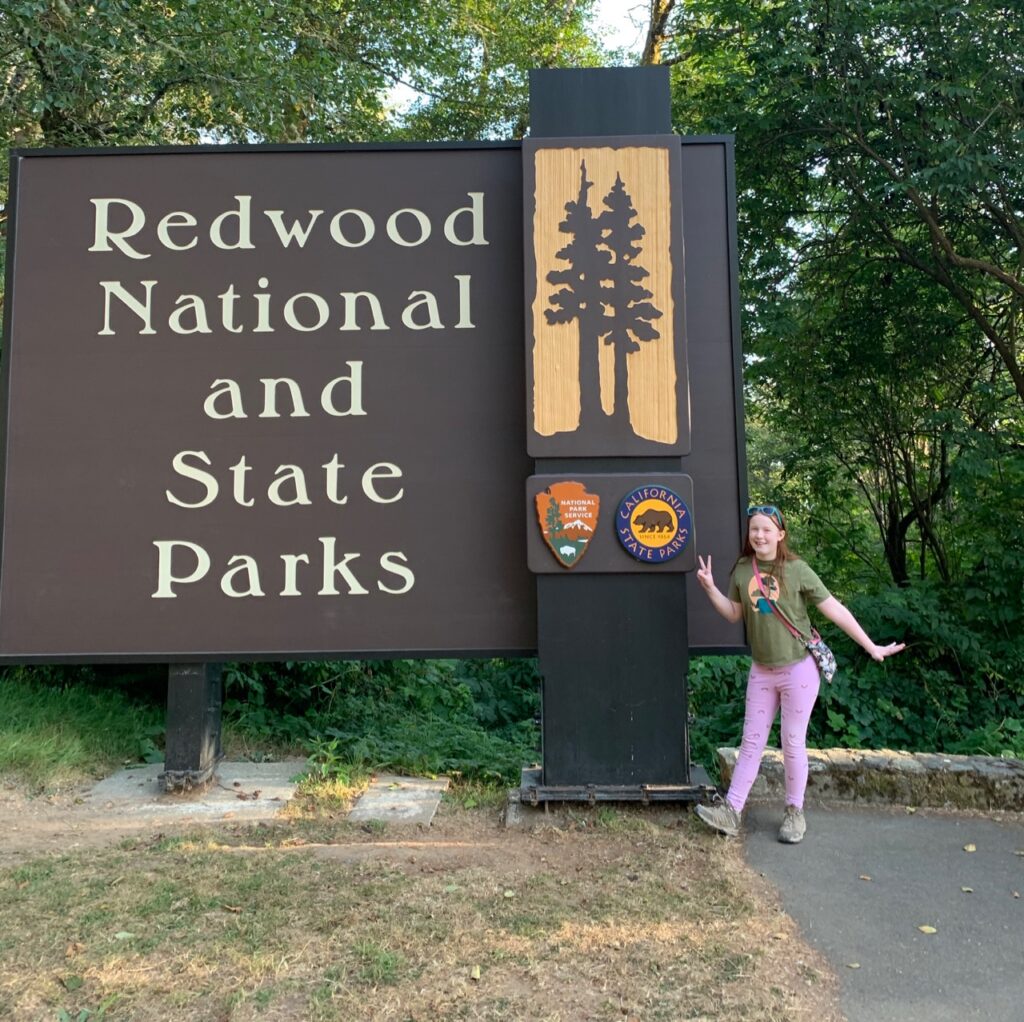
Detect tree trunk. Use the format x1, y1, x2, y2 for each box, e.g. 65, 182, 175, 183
577, 320, 602, 431
613, 341, 629, 430
641, 0, 677, 66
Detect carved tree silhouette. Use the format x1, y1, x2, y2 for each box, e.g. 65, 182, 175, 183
598, 172, 663, 429
544, 160, 613, 431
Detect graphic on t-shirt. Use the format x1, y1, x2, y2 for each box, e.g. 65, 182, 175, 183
747, 574, 779, 615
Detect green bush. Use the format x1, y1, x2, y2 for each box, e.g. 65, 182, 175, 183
813, 579, 1024, 757
687, 655, 751, 782
223, 658, 540, 783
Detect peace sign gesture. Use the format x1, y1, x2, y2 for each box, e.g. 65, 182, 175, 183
696, 554, 715, 593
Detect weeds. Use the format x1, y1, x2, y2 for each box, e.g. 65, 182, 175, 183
225, 659, 541, 785
0, 674, 164, 791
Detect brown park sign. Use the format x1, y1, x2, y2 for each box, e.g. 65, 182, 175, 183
0, 140, 746, 661
1, 145, 535, 658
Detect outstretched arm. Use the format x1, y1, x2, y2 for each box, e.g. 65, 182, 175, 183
696, 555, 743, 624
816, 596, 905, 661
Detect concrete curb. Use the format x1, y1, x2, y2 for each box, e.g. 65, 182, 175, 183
716, 747, 1024, 811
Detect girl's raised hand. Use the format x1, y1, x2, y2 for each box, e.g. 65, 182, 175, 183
696, 554, 715, 592
868, 641, 906, 662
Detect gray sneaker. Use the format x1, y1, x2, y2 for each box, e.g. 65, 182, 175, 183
778, 805, 806, 844
694, 801, 741, 837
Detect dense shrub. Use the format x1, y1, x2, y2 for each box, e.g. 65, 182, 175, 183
223, 658, 541, 783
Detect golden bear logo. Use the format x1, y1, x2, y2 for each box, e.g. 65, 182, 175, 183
616, 486, 691, 563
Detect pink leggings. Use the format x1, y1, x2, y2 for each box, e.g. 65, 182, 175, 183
726, 655, 820, 812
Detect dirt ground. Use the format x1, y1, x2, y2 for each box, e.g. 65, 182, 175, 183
0, 773, 300, 865
0, 780, 845, 1021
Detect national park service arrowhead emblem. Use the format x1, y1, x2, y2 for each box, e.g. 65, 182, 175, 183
535, 481, 600, 569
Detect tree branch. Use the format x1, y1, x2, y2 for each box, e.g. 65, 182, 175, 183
641, 0, 676, 66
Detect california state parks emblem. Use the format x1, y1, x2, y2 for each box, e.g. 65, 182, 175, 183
534, 481, 600, 568
616, 485, 692, 563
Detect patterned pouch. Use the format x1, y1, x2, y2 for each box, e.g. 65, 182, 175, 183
805, 629, 837, 684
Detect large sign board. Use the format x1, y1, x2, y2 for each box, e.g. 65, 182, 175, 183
1, 140, 746, 662
1, 146, 535, 658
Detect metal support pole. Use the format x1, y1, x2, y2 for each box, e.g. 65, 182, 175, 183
160, 663, 223, 791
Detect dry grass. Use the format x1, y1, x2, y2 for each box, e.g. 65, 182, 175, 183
0, 800, 841, 1022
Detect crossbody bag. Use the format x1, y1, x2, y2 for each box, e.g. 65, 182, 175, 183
752, 557, 837, 684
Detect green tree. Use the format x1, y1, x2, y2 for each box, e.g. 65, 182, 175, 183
0, 0, 602, 295
657, 0, 1024, 404
642, 0, 1024, 587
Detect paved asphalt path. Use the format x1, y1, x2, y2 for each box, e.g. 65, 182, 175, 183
742, 802, 1024, 1022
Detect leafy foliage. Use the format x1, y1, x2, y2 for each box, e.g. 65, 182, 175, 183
662, 0, 1024, 583
224, 658, 540, 782
0, 0, 602, 293
667, 0, 1024, 400
687, 655, 751, 782
689, 558, 1024, 771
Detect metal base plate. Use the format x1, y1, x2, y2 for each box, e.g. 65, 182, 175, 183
158, 759, 220, 793
518, 767, 717, 806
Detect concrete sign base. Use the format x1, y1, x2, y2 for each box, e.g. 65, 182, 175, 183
347, 775, 449, 826
87, 759, 305, 822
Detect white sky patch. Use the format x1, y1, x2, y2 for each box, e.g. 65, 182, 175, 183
592, 0, 649, 58
385, 81, 421, 116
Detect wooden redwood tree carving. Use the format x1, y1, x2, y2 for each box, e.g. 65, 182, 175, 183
598, 172, 663, 431
544, 162, 663, 438
544, 159, 612, 431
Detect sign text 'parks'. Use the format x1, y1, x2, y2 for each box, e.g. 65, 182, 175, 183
0, 147, 535, 659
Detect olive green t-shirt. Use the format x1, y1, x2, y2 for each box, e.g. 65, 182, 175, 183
728, 557, 831, 667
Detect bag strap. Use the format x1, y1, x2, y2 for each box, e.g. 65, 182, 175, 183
752, 557, 808, 641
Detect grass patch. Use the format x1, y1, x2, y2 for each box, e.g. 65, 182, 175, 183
288, 770, 372, 814
0, 674, 164, 791
0, 657, 538, 798
0, 805, 838, 1021
353, 940, 405, 985
442, 777, 511, 811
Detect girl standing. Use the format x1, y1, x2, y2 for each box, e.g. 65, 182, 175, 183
693, 505, 904, 843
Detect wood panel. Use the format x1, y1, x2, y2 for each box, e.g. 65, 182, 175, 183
525, 136, 689, 456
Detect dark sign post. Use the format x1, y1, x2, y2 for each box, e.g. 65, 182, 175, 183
163, 663, 223, 788
0, 69, 745, 793
525, 69, 689, 795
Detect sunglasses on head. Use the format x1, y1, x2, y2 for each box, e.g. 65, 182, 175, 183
747, 505, 784, 526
